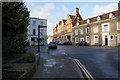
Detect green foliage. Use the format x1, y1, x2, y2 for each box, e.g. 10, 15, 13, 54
2, 2, 30, 55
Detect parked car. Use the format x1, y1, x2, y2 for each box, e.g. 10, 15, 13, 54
77, 41, 88, 46
49, 42, 57, 49
59, 41, 65, 45
56, 41, 59, 45
66, 41, 72, 45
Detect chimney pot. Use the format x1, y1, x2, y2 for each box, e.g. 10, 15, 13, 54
76, 8, 79, 14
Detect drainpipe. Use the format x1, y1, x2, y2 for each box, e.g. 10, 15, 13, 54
115, 35, 117, 47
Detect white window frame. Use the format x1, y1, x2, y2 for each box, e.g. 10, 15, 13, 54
97, 16, 101, 21
118, 34, 120, 43
117, 22, 120, 30
87, 19, 90, 23
86, 27, 89, 34
86, 36, 90, 43
77, 22, 79, 26
80, 29, 84, 34
94, 26, 98, 33
102, 23, 110, 32
75, 29, 78, 35
109, 13, 114, 18
110, 35, 114, 40
75, 37, 79, 43
94, 35, 99, 43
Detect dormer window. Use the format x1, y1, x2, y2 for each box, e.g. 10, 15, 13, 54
87, 19, 90, 23
109, 13, 115, 18
77, 22, 81, 26
97, 16, 101, 21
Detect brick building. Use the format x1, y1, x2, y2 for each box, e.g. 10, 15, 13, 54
53, 1, 120, 46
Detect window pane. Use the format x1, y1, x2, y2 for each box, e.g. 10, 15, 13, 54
33, 21, 36, 25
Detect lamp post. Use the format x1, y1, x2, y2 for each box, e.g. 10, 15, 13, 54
38, 25, 40, 52
115, 35, 117, 47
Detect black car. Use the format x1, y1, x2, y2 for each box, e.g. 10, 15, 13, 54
49, 42, 57, 49
77, 41, 88, 46
66, 41, 72, 45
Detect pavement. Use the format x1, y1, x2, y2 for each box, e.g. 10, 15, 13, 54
30, 46, 84, 78
49, 45, 119, 79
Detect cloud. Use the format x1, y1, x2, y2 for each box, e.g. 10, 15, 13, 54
81, 4, 88, 11
25, 2, 56, 35
62, 5, 68, 12
93, 3, 118, 16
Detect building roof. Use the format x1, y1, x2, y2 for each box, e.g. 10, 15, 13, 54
79, 10, 118, 25
30, 17, 47, 21
69, 15, 75, 21
63, 19, 67, 24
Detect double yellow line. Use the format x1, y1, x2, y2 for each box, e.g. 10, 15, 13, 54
74, 59, 94, 80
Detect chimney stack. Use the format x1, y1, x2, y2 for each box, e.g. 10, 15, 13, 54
118, 1, 120, 10
76, 8, 79, 14
118, 1, 120, 16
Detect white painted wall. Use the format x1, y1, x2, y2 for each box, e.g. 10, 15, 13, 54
27, 17, 47, 46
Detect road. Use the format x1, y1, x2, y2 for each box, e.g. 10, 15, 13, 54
49, 45, 119, 78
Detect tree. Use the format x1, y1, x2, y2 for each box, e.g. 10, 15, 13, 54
2, 2, 29, 55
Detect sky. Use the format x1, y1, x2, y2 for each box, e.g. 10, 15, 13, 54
24, 1, 118, 36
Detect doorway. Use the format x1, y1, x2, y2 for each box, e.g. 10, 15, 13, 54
105, 36, 108, 45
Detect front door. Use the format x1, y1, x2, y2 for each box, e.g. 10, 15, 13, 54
67, 36, 70, 41
105, 36, 108, 45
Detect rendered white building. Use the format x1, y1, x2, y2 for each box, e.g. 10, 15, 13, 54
27, 17, 47, 46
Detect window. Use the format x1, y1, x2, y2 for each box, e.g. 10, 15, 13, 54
109, 13, 115, 18
41, 32, 43, 35
77, 22, 79, 26
87, 19, 90, 23
104, 25, 108, 32
33, 29, 36, 35
77, 22, 81, 26
94, 26, 98, 33
97, 16, 101, 21
40, 22, 43, 26
80, 29, 84, 34
86, 27, 89, 34
86, 36, 89, 43
94, 35, 98, 43
33, 21, 36, 26
110, 35, 114, 40
118, 34, 120, 43
102, 23, 109, 32
117, 22, 120, 30
41, 29, 43, 31
75, 37, 79, 43
75, 29, 78, 35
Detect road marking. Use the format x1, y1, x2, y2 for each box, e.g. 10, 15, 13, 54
75, 59, 94, 80
74, 59, 94, 80
74, 59, 91, 80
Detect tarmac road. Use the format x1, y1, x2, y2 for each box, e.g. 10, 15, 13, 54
49, 45, 119, 79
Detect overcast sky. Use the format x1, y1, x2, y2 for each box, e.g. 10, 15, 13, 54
24, 1, 118, 36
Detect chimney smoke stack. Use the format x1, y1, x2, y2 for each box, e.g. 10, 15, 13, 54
76, 8, 79, 14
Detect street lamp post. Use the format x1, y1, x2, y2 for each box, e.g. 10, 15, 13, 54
38, 25, 40, 52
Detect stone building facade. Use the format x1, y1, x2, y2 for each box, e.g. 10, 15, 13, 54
27, 17, 47, 46
53, 1, 120, 46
